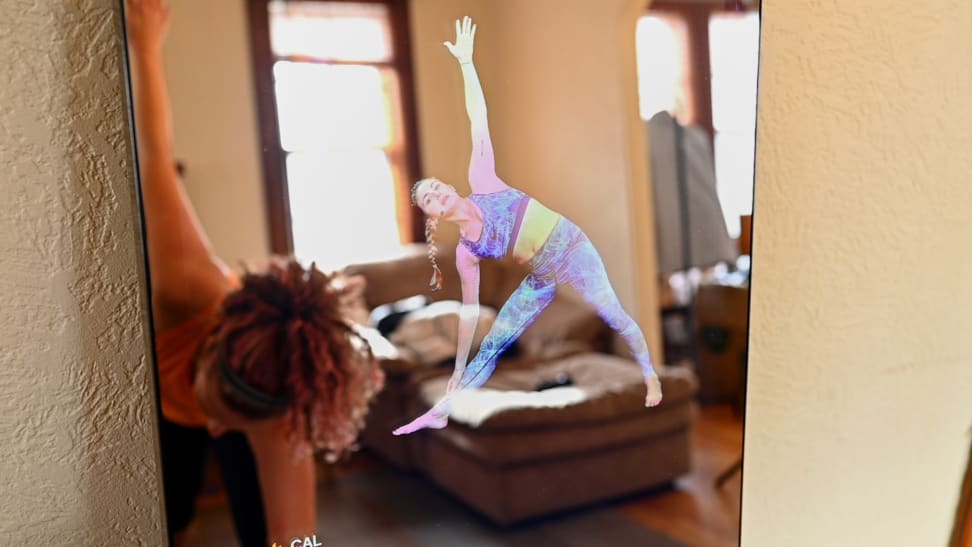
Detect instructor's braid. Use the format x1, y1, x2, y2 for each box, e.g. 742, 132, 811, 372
412, 179, 444, 291
425, 217, 444, 290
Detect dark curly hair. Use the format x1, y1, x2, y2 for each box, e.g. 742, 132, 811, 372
207, 257, 384, 462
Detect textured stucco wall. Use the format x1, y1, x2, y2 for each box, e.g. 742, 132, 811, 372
411, 0, 662, 358
743, 1, 972, 546
0, 1, 165, 544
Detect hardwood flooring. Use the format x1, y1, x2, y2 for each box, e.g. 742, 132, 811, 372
188, 403, 743, 547
619, 404, 744, 547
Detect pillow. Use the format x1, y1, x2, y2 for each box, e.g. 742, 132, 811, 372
371, 294, 430, 336
389, 301, 497, 367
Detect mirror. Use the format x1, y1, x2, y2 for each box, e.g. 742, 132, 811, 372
123, 0, 759, 545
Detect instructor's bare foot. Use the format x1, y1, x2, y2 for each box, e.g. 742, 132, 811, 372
645, 375, 663, 407
393, 407, 448, 435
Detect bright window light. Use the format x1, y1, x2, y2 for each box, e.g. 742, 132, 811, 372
710, 12, 760, 237
286, 150, 400, 271
636, 15, 689, 121
268, 1, 392, 62
268, 1, 406, 269
274, 61, 391, 151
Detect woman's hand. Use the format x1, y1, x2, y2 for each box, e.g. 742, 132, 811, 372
443, 16, 476, 64
125, 0, 171, 55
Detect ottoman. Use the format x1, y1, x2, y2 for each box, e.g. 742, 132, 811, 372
408, 353, 699, 525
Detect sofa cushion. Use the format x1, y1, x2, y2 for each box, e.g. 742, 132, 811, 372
515, 295, 611, 354
344, 245, 612, 355
423, 401, 697, 466
388, 301, 498, 367
416, 354, 698, 431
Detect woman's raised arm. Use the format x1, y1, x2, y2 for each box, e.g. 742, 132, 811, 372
444, 17, 508, 194
126, 0, 229, 327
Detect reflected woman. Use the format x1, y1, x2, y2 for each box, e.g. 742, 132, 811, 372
126, 1, 383, 545
393, 17, 662, 436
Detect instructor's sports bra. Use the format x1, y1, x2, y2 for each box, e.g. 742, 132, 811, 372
459, 188, 530, 260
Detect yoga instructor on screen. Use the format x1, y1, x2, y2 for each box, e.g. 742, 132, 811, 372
394, 17, 662, 436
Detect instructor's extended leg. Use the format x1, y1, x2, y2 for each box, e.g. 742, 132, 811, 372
554, 226, 663, 407
392, 274, 556, 435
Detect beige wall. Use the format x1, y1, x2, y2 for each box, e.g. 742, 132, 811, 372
169, 0, 664, 357
411, 0, 663, 359
742, 1, 972, 546
0, 1, 165, 545
164, 0, 271, 264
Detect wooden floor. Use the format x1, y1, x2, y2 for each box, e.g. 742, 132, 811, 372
190, 403, 743, 547
619, 404, 744, 547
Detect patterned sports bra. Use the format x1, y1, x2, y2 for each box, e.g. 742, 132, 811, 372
459, 187, 530, 260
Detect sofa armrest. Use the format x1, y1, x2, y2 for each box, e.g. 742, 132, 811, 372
354, 325, 416, 376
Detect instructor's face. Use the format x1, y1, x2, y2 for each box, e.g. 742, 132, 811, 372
416, 180, 458, 217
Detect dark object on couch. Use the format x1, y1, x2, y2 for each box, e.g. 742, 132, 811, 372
535, 371, 572, 391
372, 294, 428, 336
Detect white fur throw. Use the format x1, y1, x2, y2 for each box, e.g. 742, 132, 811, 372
446, 387, 588, 428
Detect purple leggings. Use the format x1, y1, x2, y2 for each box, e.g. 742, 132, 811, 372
458, 217, 656, 390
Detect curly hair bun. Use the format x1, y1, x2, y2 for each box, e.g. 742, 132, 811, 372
214, 257, 385, 461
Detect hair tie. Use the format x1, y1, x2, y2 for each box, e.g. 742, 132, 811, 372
430, 264, 443, 291
217, 343, 290, 412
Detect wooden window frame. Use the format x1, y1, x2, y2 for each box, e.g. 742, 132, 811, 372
648, 0, 760, 144
246, 0, 424, 255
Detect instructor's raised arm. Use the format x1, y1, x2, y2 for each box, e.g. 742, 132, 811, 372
444, 17, 508, 194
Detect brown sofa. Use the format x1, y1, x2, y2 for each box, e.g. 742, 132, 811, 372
344, 244, 699, 525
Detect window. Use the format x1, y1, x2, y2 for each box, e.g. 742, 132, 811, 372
636, 14, 690, 122
636, 2, 760, 239
710, 12, 760, 239
248, 0, 422, 270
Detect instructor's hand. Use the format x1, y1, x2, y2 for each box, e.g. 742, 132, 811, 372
443, 16, 476, 64
446, 372, 463, 393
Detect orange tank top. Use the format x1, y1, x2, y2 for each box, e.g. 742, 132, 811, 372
155, 275, 240, 428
